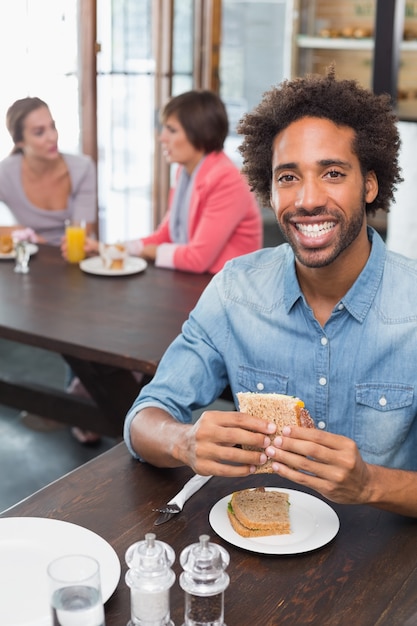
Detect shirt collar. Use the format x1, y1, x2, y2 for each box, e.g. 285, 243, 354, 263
341, 227, 386, 322
283, 226, 386, 323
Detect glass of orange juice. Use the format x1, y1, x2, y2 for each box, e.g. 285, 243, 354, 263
65, 220, 86, 263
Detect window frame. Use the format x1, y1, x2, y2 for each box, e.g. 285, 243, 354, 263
79, 0, 221, 234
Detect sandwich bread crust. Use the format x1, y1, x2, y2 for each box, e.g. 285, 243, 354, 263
237, 392, 315, 473
227, 487, 290, 537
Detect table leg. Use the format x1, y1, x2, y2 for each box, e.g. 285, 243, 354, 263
62, 355, 151, 436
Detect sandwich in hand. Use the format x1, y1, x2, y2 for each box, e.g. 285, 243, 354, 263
237, 392, 315, 473
227, 487, 290, 537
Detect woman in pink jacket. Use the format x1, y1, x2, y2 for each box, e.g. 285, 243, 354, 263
87, 90, 262, 274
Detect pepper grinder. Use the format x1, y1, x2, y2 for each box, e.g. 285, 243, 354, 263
125, 532, 176, 626
179, 534, 230, 626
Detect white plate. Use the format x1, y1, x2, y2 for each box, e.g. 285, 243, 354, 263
0, 243, 39, 260
0, 517, 121, 626
79, 255, 147, 276
209, 488, 339, 555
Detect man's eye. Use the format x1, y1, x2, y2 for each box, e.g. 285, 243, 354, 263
327, 170, 345, 179
277, 174, 295, 183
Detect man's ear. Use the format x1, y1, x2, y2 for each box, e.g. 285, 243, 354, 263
365, 171, 378, 203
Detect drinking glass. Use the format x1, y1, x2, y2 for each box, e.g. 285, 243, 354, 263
65, 220, 86, 263
47, 554, 105, 626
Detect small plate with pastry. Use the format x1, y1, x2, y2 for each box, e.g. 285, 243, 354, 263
209, 486, 339, 555
79, 249, 147, 276
0, 234, 38, 260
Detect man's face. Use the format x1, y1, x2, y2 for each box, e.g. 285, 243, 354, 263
270, 116, 378, 269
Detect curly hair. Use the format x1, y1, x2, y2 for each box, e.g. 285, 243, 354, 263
237, 67, 402, 214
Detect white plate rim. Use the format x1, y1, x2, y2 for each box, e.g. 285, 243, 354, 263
0, 243, 39, 260
79, 255, 147, 276
0, 516, 121, 626
209, 487, 340, 555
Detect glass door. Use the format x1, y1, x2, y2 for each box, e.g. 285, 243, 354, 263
96, 0, 155, 242
96, 0, 199, 243
293, 0, 417, 120
219, 0, 294, 170
293, 0, 376, 90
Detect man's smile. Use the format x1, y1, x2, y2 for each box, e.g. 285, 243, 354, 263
295, 221, 336, 238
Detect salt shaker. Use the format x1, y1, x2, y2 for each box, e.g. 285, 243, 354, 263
125, 532, 176, 626
179, 534, 230, 626
14, 240, 30, 273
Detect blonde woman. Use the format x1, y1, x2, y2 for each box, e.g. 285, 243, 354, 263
0, 97, 96, 245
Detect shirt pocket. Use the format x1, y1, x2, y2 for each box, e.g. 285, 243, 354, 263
354, 382, 414, 457
237, 365, 289, 395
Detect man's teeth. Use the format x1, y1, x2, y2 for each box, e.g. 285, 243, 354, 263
296, 222, 335, 238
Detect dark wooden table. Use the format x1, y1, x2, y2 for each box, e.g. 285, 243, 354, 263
0, 245, 211, 436
2, 442, 417, 626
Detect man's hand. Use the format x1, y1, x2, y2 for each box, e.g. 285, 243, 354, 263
265, 426, 372, 505
130, 407, 277, 476
130, 408, 417, 516
179, 409, 277, 476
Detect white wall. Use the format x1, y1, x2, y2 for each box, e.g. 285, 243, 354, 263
0, 0, 79, 160
386, 121, 417, 258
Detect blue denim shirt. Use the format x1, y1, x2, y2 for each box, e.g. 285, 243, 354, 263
124, 228, 417, 470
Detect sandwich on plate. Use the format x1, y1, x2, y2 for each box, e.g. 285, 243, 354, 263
227, 487, 290, 537
237, 392, 315, 473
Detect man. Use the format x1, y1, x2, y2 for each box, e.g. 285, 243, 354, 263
124, 67, 417, 517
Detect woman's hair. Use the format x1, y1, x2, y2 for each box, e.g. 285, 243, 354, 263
6, 97, 49, 155
162, 90, 228, 153
237, 67, 402, 214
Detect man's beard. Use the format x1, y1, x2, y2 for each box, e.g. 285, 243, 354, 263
276, 192, 367, 269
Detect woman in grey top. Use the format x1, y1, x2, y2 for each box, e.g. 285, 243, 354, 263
0, 97, 96, 245
0, 97, 98, 445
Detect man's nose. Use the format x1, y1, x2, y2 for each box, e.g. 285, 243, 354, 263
295, 178, 326, 211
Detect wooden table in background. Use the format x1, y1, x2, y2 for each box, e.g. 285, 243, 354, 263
2, 442, 417, 626
0, 245, 211, 436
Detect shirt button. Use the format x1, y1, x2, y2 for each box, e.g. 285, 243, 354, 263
318, 420, 326, 429
379, 396, 387, 407
337, 303, 344, 311
256, 382, 264, 391
319, 377, 327, 386
321, 337, 328, 346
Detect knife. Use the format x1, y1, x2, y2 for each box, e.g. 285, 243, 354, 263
154, 473, 213, 525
